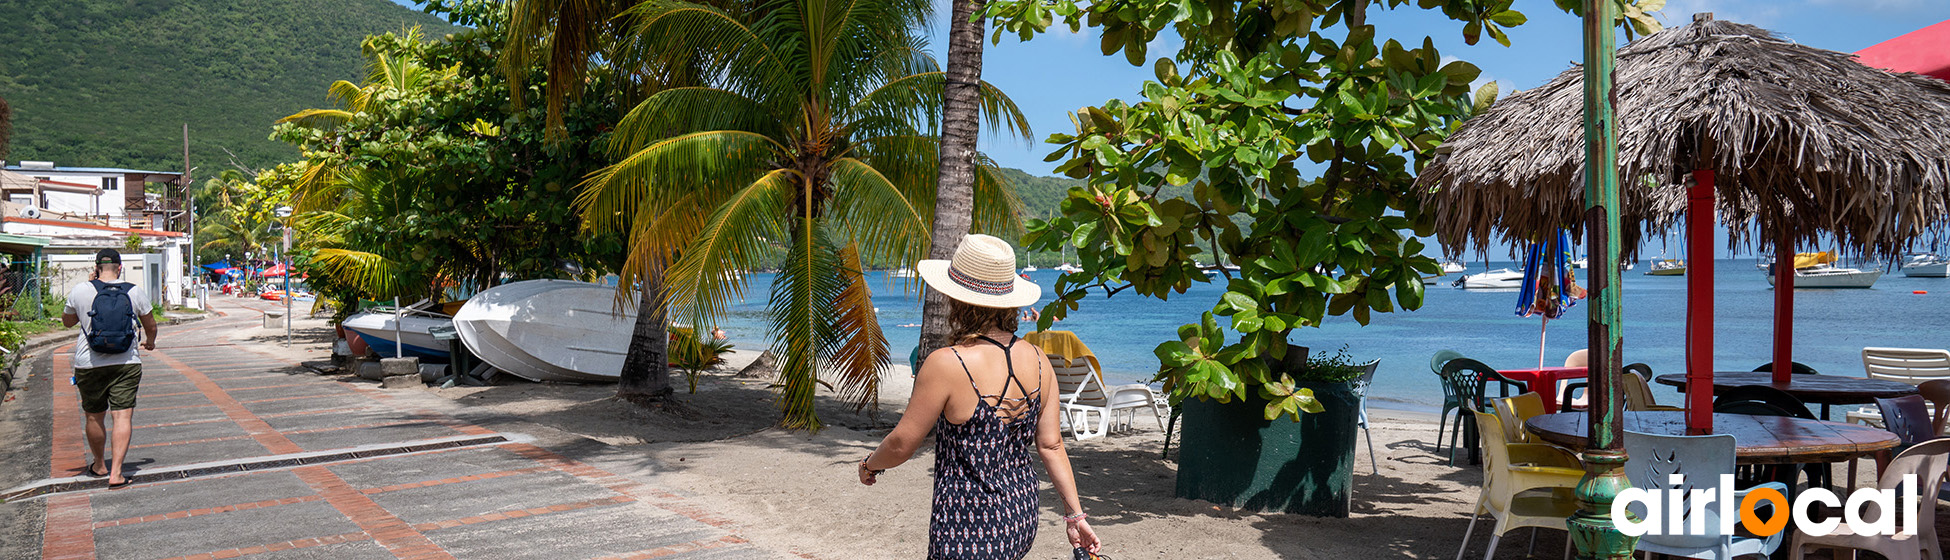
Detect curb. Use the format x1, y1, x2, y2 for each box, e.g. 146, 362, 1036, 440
0, 433, 513, 503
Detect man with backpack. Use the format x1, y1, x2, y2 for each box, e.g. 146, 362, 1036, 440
60, 249, 159, 487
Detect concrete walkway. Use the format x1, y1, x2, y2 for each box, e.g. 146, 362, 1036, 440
1, 299, 787, 560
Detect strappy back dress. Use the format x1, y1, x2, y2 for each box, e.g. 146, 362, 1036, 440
929, 335, 1043, 560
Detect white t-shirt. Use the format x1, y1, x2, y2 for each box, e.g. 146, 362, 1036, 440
65, 280, 152, 369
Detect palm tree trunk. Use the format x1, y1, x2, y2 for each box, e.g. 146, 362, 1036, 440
616, 265, 674, 405
918, 0, 989, 361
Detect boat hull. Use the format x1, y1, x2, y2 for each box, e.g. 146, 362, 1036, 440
342, 313, 453, 360
1646, 268, 1685, 276
1902, 263, 1950, 278
1455, 269, 1524, 289
455, 279, 636, 383
1768, 269, 1884, 289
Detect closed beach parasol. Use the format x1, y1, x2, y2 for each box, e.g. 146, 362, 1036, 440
1516, 231, 1586, 369
1420, 14, 1950, 431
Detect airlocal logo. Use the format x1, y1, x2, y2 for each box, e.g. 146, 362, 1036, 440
1613, 475, 1921, 538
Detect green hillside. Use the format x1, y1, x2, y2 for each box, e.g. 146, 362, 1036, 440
0, 0, 461, 173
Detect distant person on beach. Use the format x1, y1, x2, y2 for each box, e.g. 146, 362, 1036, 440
859, 234, 1101, 558
60, 249, 158, 488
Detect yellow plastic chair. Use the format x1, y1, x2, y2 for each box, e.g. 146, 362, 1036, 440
1457, 411, 1583, 560
1492, 393, 1549, 444
1622, 372, 1684, 412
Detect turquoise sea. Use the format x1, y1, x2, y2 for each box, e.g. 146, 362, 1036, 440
714, 259, 1950, 413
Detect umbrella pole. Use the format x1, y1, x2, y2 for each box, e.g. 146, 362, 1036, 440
1539, 316, 1548, 370
1568, 1, 1635, 558
1685, 168, 1715, 432
1772, 228, 1794, 383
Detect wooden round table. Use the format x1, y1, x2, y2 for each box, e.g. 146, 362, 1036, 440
1653, 372, 1918, 405
1525, 411, 1899, 465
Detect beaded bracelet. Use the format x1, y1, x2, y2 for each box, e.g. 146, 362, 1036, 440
1062, 512, 1088, 522
860, 457, 886, 476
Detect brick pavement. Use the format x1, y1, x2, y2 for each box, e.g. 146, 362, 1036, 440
6, 299, 787, 560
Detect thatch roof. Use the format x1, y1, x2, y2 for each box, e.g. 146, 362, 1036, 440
1419, 15, 1950, 260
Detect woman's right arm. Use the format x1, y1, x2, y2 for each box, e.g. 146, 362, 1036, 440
860, 347, 956, 484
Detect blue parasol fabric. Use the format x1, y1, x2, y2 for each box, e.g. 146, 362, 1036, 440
201, 260, 232, 271
1516, 231, 1582, 319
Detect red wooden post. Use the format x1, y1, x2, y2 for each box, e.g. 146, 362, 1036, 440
1772, 229, 1794, 383
1686, 169, 1715, 433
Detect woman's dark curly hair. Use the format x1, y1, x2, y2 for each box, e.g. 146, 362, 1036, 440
948, 299, 1019, 344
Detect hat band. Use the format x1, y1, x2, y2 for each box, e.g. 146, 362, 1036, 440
947, 264, 1015, 296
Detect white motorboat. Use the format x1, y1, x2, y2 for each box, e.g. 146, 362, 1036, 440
1645, 259, 1685, 276
342, 306, 454, 361
1440, 261, 1467, 274
1769, 263, 1883, 289
1021, 265, 1038, 273
1568, 258, 1587, 269
1054, 263, 1084, 273
888, 268, 918, 279
1901, 254, 1950, 278
455, 279, 639, 383
1453, 268, 1525, 289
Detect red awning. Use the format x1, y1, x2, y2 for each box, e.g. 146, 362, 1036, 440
1857, 20, 1950, 81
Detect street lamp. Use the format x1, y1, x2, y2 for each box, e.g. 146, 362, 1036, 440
274, 206, 293, 347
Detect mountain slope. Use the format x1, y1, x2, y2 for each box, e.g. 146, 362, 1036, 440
0, 0, 460, 173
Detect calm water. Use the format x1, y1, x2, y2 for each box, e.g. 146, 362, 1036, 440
714, 259, 1950, 413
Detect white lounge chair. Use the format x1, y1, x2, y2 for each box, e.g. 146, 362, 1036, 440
1846, 347, 1950, 427
1051, 356, 1166, 440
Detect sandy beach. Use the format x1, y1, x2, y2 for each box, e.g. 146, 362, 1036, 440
426, 347, 1531, 559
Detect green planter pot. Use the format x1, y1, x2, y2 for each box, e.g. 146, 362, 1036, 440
1173, 381, 1360, 517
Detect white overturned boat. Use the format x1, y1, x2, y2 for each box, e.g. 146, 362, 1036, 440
342, 305, 453, 361
1902, 254, 1950, 278
1453, 268, 1524, 289
1769, 263, 1883, 289
454, 279, 636, 383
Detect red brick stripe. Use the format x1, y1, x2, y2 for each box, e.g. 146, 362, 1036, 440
292, 466, 454, 559
407, 496, 634, 532
149, 350, 304, 455
360, 466, 554, 495
94, 495, 326, 528
152, 531, 369, 560
595, 535, 750, 560
41, 494, 95, 560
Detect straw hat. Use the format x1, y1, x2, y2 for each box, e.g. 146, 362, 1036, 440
917, 234, 1041, 308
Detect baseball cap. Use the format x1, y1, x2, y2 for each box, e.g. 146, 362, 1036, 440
95, 249, 122, 265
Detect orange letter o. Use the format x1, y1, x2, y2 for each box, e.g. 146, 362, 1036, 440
1740, 487, 1790, 536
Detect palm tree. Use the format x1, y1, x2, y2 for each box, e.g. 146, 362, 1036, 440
578, 0, 1029, 429
918, 0, 995, 362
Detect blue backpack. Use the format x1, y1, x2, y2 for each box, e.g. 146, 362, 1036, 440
85, 280, 139, 354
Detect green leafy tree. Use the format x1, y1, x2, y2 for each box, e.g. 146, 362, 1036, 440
271, 25, 625, 316
986, 0, 1661, 418
195, 170, 287, 263
0, 95, 11, 161
578, 0, 1029, 429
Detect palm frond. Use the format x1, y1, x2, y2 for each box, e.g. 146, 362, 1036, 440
767, 221, 849, 430
276, 109, 356, 128
826, 240, 887, 412
609, 87, 787, 153
663, 169, 796, 334
577, 130, 786, 233
970, 155, 1026, 238
311, 248, 409, 300
826, 157, 930, 267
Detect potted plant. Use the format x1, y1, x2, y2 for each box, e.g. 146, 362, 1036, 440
1163, 341, 1371, 516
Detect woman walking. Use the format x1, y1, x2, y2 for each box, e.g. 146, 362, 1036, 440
858, 234, 1101, 559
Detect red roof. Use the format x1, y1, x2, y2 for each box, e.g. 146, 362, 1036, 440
1856, 20, 1950, 81
38, 179, 100, 190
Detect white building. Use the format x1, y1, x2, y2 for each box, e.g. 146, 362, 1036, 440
0, 162, 193, 306
1, 161, 185, 229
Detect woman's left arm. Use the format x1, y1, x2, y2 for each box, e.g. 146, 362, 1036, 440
1035, 356, 1099, 552
860, 349, 955, 484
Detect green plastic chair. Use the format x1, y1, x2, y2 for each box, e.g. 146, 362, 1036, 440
1440, 358, 1526, 466
1431, 349, 1466, 454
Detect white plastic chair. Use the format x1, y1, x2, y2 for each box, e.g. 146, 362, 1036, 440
1789, 438, 1950, 560
1350, 359, 1382, 474
1052, 356, 1165, 440
1623, 430, 1788, 559
1847, 347, 1950, 427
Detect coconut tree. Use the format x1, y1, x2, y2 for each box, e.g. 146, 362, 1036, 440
579, 0, 1029, 429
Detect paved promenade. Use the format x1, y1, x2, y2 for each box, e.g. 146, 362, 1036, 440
0, 299, 786, 560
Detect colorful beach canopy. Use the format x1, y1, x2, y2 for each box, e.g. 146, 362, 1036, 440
201, 260, 233, 271
1856, 19, 1950, 82
1418, 15, 1950, 432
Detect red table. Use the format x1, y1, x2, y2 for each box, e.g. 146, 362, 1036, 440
1497, 367, 1588, 413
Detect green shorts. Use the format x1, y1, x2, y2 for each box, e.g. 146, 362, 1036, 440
76, 364, 143, 414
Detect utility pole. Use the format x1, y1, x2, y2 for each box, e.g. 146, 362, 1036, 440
1567, 1, 1634, 558
182, 124, 193, 306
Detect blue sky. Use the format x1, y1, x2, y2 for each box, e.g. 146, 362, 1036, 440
393, 0, 1950, 175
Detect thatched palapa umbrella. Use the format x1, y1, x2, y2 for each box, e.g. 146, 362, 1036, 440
1419, 14, 1950, 432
